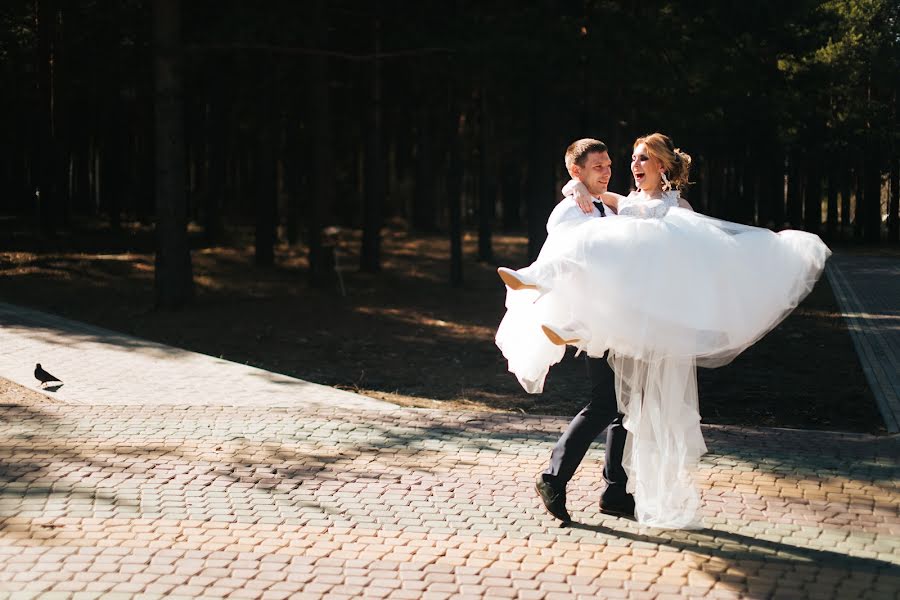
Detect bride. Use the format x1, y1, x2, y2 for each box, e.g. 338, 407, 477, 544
495, 133, 831, 528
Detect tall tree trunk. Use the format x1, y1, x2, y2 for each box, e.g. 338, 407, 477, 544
863, 144, 882, 243
786, 151, 802, 228
254, 103, 277, 266
206, 95, 226, 243
360, 8, 383, 273
153, 0, 193, 308
413, 98, 437, 232
804, 160, 822, 234
826, 173, 839, 241
54, 3, 71, 226
307, 0, 334, 286
35, 0, 60, 235
254, 62, 278, 266
889, 157, 899, 243
285, 118, 305, 246
526, 87, 553, 262
136, 8, 155, 225
501, 167, 521, 231
101, 2, 124, 230
103, 90, 124, 229
840, 169, 852, 240
447, 109, 464, 287
854, 169, 864, 240
477, 86, 493, 263
413, 123, 436, 232
734, 159, 753, 224
758, 149, 783, 228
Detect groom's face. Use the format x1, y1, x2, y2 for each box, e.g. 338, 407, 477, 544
573, 151, 612, 196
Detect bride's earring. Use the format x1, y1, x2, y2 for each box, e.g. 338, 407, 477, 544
660, 171, 670, 191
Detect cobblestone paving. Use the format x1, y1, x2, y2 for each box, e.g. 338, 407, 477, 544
0, 302, 393, 410
0, 389, 898, 599
827, 255, 900, 432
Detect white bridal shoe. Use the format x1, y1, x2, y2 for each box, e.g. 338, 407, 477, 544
541, 322, 590, 347
497, 267, 550, 301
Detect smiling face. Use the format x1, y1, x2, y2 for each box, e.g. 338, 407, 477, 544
571, 150, 612, 196
631, 142, 664, 193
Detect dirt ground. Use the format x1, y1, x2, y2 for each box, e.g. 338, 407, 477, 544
0, 218, 887, 433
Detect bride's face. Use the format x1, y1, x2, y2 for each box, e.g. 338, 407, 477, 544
631, 143, 663, 192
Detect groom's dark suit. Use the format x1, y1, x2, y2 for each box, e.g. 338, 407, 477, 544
537, 198, 633, 519
541, 355, 629, 498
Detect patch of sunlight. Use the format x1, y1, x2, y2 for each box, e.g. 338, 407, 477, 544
354, 306, 495, 338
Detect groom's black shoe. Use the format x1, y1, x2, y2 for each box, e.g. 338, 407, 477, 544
535, 475, 571, 524
599, 485, 635, 520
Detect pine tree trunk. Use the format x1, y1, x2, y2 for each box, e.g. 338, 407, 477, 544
206, 94, 226, 243
307, 0, 334, 286
889, 157, 899, 242
863, 145, 882, 243
840, 170, 852, 240
103, 92, 124, 230
254, 102, 277, 266
153, 0, 194, 308
804, 161, 821, 234
758, 149, 783, 228
786, 152, 802, 228
136, 5, 155, 225
854, 169, 865, 240
360, 10, 383, 273
826, 174, 839, 241
284, 119, 305, 246
412, 107, 437, 232
476, 86, 493, 263
526, 88, 552, 262
501, 167, 521, 231
447, 110, 464, 287
35, 0, 60, 235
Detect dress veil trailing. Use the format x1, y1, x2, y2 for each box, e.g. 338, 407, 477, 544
495, 191, 831, 528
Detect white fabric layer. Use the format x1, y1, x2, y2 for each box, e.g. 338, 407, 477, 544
495, 193, 831, 527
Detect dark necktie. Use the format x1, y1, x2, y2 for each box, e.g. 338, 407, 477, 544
593, 201, 606, 217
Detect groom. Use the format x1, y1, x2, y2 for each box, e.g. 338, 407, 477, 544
534, 138, 635, 524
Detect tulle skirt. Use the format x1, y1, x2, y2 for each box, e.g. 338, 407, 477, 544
495, 208, 831, 527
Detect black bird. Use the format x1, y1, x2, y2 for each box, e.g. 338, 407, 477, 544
34, 363, 62, 387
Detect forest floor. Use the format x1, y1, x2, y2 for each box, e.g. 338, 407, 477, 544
0, 216, 892, 433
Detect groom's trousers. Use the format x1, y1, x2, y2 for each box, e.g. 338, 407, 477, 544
542, 353, 629, 491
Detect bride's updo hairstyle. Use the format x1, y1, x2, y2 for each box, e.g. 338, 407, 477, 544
635, 133, 692, 192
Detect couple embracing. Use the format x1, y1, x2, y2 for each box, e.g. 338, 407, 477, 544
495, 134, 831, 529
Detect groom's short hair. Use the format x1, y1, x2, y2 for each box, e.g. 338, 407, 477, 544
565, 138, 608, 171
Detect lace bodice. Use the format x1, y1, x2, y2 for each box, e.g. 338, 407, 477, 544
618, 190, 680, 219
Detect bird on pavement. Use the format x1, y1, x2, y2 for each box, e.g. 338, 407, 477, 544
34, 363, 62, 388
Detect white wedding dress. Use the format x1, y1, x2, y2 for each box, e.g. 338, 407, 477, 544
495, 190, 831, 528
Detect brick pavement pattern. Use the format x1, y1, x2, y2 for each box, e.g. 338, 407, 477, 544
1, 294, 899, 599
0, 301, 393, 410
827, 255, 900, 432
0, 386, 898, 599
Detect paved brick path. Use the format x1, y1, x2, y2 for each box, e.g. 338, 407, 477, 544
1, 300, 899, 598
0, 389, 898, 598
827, 255, 900, 432
0, 302, 392, 410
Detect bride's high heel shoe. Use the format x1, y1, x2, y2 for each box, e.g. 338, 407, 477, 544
542, 322, 590, 347
497, 267, 550, 301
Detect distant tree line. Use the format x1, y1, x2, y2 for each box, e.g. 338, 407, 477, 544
1, 0, 898, 306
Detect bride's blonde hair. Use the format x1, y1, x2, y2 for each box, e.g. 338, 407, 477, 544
634, 133, 692, 192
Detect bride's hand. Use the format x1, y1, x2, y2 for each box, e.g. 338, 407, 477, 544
562, 179, 594, 214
